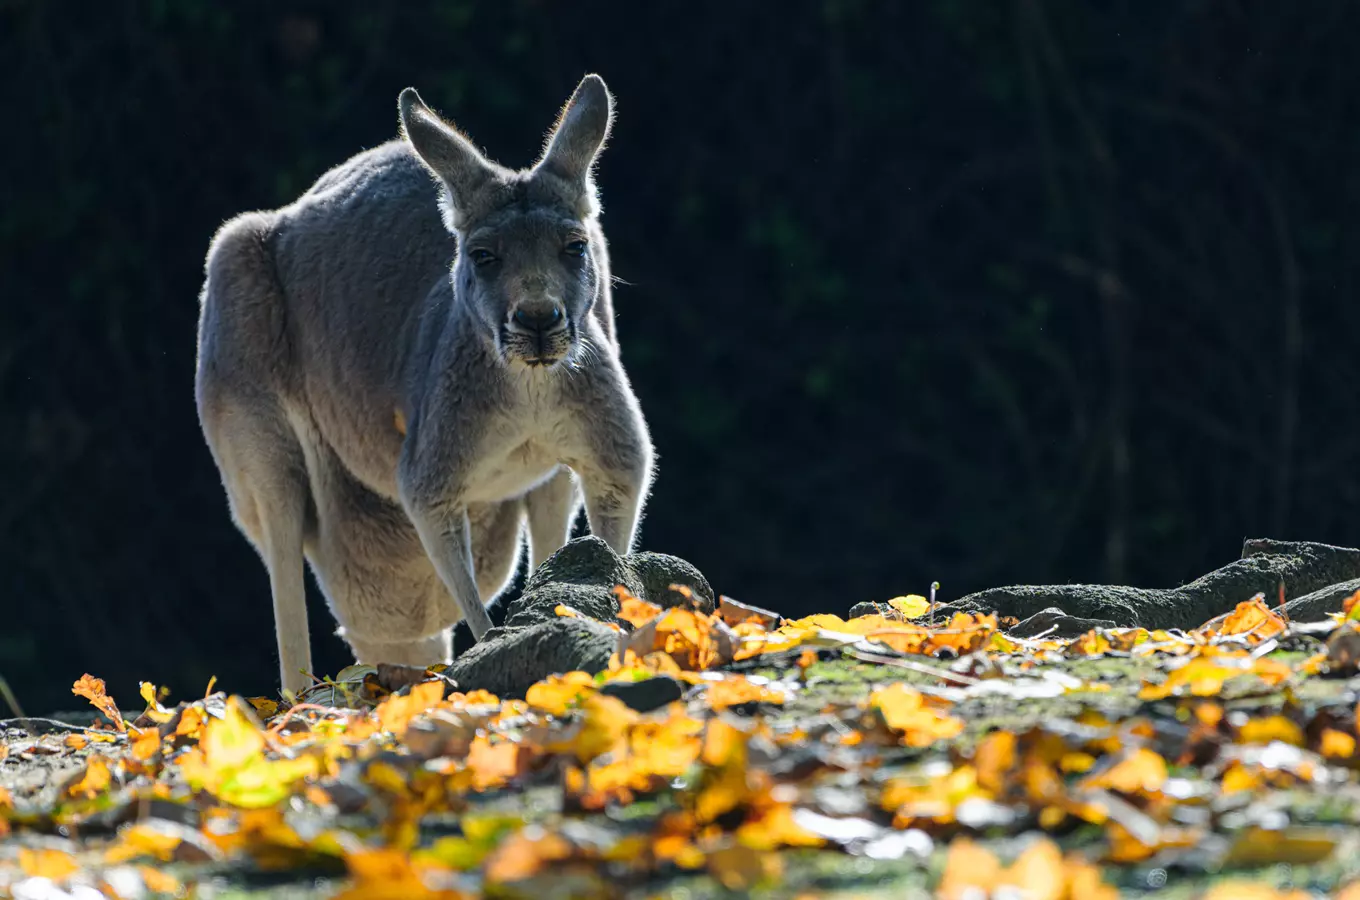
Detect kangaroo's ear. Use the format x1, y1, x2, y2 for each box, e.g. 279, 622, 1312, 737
399, 88, 493, 211
535, 74, 614, 186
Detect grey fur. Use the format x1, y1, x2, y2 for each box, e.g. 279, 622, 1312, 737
194, 75, 655, 694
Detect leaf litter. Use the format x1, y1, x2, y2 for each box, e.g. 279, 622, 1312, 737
2, 590, 1360, 897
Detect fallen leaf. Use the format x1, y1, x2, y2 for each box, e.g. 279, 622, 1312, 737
67, 754, 113, 799
870, 683, 964, 747
18, 847, 81, 881
72, 673, 126, 731
887, 594, 931, 619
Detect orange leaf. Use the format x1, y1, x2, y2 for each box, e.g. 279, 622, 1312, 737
483, 828, 573, 885
1210, 597, 1287, 643
936, 838, 1003, 900
375, 681, 445, 737
616, 589, 663, 628
465, 736, 528, 791
72, 673, 125, 732
705, 676, 785, 710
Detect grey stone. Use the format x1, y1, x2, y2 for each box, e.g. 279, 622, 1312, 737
504, 536, 643, 629
445, 617, 619, 699
599, 675, 685, 712
948, 539, 1360, 630
1008, 607, 1117, 639
1283, 577, 1360, 624
627, 551, 716, 613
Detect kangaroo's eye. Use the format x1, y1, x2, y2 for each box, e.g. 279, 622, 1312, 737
563, 240, 588, 258
469, 248, 498, 268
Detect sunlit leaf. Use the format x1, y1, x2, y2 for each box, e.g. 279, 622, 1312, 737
886, 594, 931, 619
72, 673, 126, 731
870, 683, 964, 747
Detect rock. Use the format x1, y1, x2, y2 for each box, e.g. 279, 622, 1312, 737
445, 617, 619, 699
627, 551, 716, 613
1283, 577, 1360, 623
1008, 607, 1117, 639
949, 539, 1360, 631
504, 536, 718, 629
524, 536, 645, 595
848, 601, 885, 619
1325, 625, 1360, 675
599, 675, 686, 712
461, 538, 718, 696
503, 582, 622, 630
504, 536, 642, 629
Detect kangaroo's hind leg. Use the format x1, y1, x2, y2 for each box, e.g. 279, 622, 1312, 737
524, 467, 581, 572
196, 213, 314, 696
468, 499, 528, 602
198, 392, 313, 695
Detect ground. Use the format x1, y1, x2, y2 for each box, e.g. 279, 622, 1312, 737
3, 587, 1360, 900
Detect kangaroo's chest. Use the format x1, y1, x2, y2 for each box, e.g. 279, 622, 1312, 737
462, 384, 578, 503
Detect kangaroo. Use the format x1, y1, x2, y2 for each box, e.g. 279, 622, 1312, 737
194, 75, 654, 694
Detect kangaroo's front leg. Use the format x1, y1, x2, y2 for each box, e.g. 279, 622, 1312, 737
406, 501, 493, 639
398, 419, 495, 642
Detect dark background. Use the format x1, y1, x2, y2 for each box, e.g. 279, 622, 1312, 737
4, 1, 1359, 712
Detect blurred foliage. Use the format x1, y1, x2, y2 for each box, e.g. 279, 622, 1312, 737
2, 0, 1359, 711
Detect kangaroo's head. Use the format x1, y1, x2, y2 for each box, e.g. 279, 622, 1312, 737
399, 75, 613, 370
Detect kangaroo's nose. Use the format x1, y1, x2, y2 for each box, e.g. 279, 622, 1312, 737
512, 306, 564, 332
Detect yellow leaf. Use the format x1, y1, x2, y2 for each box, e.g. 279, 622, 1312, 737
1078, 748, 1168, 795
870, 683, 964, 747
1320, 728, 1356, 759
18, 848, 81, 881
735, 803, 824, 851
203, 696, 266, 768
1238, 715, 1304, 747
106, 822, 184, 864
886, 594, 931, 619
246, 696, 280, 719
139, 865, 182, 895
1138, 657, 1246, 700
67, 755, 113, 799
525, 671, 597, 716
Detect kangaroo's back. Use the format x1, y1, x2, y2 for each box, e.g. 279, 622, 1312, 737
273, 140, 455, 404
